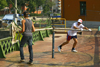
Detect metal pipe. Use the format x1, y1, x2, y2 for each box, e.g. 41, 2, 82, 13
52, 26, 55, 58
15, 0, 17, 24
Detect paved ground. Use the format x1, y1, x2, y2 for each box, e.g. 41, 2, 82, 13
0, 31, 100, 67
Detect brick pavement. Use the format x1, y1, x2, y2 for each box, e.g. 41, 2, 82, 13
0, 32, 100, 67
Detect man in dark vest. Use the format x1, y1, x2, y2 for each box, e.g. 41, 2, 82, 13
19, 11, 35, 64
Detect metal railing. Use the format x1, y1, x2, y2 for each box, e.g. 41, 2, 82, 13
0, 37, 19, 58
0, 27, 53, 58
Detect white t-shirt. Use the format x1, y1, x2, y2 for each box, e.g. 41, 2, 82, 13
68, 22, 84, 36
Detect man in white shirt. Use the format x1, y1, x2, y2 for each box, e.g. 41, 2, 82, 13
58, 19, 91, 52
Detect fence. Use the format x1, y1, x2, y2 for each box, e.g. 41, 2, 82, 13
33, 18, 52, 28
51, 18, 66, 28
0, 28, 53, 58
0, 37, 19, 58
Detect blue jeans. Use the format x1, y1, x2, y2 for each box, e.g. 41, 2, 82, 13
20, 36, 33, 62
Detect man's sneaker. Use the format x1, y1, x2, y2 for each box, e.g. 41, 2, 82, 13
27, 61, 33, 64
72, 49, 77, 53
18, 59, 25, 63
58, 46, 61, 52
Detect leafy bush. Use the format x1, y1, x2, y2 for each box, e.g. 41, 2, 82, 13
30, 13, 42, 16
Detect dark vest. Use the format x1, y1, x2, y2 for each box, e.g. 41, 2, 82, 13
23, 19, 32, 36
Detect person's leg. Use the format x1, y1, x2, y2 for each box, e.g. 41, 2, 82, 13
27, 36, 33, 63
72, 38, 78, 52
58, 40, 70, 52
72, 38, 78, 48
59, 40, 70, 48
58, 34, 71, 52
59, 34, 71, 48
20, 36, 27, 60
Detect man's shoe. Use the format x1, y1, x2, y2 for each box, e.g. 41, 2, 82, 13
18, 59, 25, 63
27, 61, 33, 64
72, 49, 77, 53
58, 46, 61, 52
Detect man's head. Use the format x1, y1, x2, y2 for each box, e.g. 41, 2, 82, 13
23, 11, 29, 17
77, 19, 83, 25
78, 19, 82, 23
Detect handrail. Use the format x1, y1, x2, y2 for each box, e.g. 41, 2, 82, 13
34, 28, 90, 31
35, 28, 53, 31
0, 37, 12, 41
54, 28, 90, 31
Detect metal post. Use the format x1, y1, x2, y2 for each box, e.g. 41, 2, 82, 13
15, 0, 17, 24
51, 13, 54, 58
52, 26, 55, 58
52, 0, 53, 13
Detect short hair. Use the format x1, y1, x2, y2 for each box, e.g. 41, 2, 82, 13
23, 11, 29, 17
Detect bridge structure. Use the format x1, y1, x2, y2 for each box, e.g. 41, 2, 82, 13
0, 22, 100, 67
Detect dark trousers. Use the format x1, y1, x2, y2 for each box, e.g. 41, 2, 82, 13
20, 36, 33, 62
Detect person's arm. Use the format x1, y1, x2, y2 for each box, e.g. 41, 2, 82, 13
19, 20, 25, 33
32, 22, 35, 32
73, 26, 79, 29
72, 22, 79, 29
83, 27, 88, 30
83, 27, 92, 31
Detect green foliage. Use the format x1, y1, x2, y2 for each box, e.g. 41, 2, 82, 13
27, 1, 36, 13
30, 13, 42, 16
6, 0, 55, 14
43, 0, 55, 14
7, 0, 36, 13
43, 5, 50, 13
7, 0, 28, 13
7, 0, 28, 6
34, 0, 46, 7
0, 0, 8, 10
57, 13, 61, 16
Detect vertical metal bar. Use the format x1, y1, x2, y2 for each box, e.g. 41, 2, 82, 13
52, 26, 55, 58
15, 0, 17, 24
65, 19, 66, 32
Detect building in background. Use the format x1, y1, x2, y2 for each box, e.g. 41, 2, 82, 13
58, 0, 61, 13
61, 0, 100, 28
61, 0, 100, 21
34, 6, 43, 14
52, 0, 61, 13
